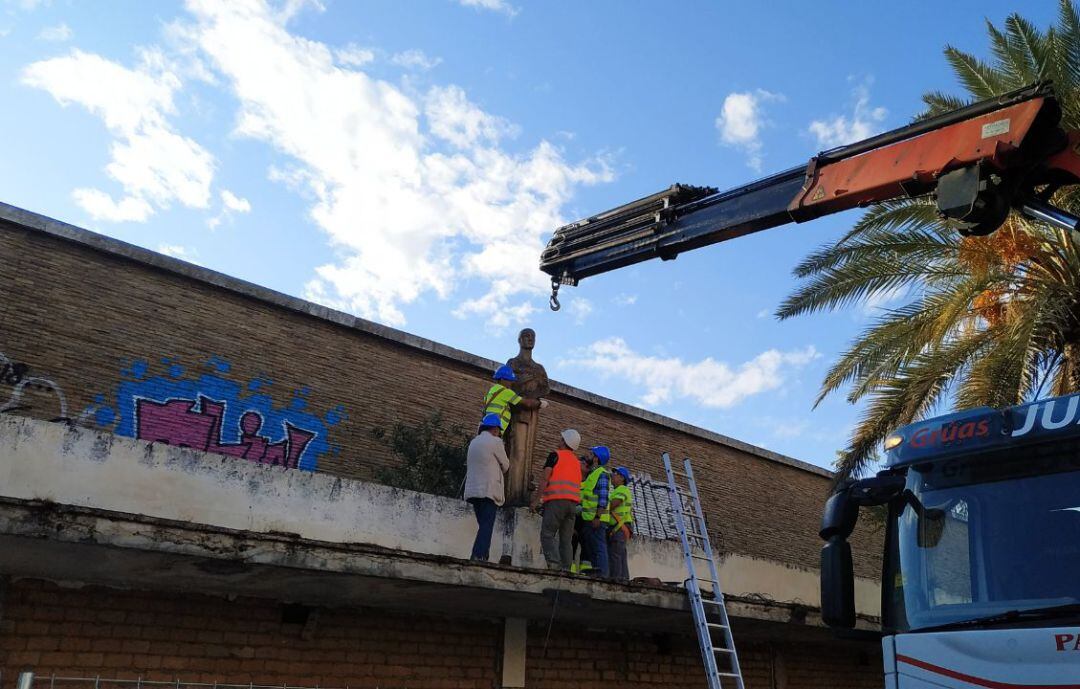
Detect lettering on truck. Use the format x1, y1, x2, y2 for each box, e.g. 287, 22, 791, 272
1054, 632, 1080, 651
910, 420, 991, 448
1012, 397, 1080, 437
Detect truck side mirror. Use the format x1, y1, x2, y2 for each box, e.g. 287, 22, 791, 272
821, 538, 856, 628
818, 474, 904, 630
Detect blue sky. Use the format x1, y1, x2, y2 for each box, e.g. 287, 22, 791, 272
0, 0, 1059, 470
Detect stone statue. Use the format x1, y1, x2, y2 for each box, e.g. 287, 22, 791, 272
504, 328, 549, 506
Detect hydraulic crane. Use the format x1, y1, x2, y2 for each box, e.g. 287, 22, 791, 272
539, 83, 1080, 687
539, 83, 1080, 310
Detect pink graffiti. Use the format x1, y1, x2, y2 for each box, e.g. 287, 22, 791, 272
135, 395, 315, 469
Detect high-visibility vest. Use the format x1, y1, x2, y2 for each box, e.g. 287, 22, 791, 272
542, 449, 582, 503
581, 466, 612, 522
610, 484, 633, 531
483, 384, 521, 430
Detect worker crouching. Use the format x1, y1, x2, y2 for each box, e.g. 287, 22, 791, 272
607, 467, 634, 581
463, 413, 510, 562
532, 429, 583, 570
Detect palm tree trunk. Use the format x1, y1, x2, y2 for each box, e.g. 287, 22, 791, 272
1062, 341, 1080, 394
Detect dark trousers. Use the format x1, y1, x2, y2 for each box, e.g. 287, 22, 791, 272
583, 522, 610, 577
608, 528, 630, 581
468, 497, 497, 561
573, 515, 586, 565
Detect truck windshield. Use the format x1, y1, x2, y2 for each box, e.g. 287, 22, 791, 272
883, 443, 1080, 632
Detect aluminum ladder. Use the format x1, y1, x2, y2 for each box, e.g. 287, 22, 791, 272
663, 453, 744, 689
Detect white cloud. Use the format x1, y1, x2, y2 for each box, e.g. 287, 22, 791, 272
158, 243, 199, 261
426, 85, 519, 148
390, 49, 442, 71
37, 22, 71, 41
613, 293, 637, 306
715, 89, 782, 172
11, 0, 49, 10
179, 0, 610, 327
22, 49, 214, 222
72, 188, 153, 222
568, 297, 593, 325
455, 0, 519, 16
808, 80, 887, 149
756, 308, 772, 319
561, 338, 820, 409
221, 189, 251, 213
335, 43, 375, 67
207, 189, 251, 229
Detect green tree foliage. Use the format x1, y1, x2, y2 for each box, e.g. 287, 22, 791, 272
780, 1, 1080, 481
374, 411, 471, 498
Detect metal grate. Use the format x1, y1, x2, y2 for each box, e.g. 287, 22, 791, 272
629, 470, 681, 541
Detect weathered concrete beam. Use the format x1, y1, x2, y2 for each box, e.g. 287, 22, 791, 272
0, 415, 882, 618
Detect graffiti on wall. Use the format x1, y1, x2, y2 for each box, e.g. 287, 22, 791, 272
89, 357, 346, 471
0, 350, 71, 422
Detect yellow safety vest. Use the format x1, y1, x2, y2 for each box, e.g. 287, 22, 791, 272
610, 484, 633, 531
483, 384, 521, 430
581, 466, 612, 523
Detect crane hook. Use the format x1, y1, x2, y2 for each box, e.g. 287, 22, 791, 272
549, 279, 561, 312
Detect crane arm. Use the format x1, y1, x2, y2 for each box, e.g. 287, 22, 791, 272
539, 83, 1080, 308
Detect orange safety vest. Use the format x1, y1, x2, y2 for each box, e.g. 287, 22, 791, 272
542, 449, 582, 503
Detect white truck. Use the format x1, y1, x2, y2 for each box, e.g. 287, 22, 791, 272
819, 393, 1080, 686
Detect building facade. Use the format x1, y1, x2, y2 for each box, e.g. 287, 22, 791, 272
0, 203, 883, 688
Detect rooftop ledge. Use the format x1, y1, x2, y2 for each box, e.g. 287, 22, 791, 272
0, 415, 879, 635
0, 200, 828, 480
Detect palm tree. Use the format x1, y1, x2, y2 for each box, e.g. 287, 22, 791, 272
778, 1, 1080, 481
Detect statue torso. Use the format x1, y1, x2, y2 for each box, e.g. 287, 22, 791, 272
507, 355, 550, 399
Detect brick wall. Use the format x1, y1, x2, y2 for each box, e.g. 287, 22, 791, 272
0, 580, 881, 689
0, 221, 881, 577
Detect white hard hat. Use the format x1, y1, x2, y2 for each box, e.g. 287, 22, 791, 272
560, 429, 581, 451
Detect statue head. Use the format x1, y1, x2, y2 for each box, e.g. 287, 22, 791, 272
518, 328, 536, 351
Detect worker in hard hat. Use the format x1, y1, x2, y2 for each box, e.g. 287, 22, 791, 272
463, 413, 511, 562
483, 365, 546, 432
607, 466, 634, 581
532, 428, 583, 570
580, 445, 613, 577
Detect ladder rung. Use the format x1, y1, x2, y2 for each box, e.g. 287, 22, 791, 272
712, 647, 735, 653
717, 672, 741, 678
701, 598, 726, 605
706, 622, 728, 630
691, 553, 712, 560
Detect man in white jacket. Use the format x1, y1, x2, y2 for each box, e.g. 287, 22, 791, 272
463, 413, 511, 561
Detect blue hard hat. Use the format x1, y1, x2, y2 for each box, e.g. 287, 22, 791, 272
614, 467, 631, 483
493, 365, 517, 382
591, 446, 611, 465
480, 413, 503, 430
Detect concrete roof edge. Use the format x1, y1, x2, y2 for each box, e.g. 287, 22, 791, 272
0, 201, 832, 480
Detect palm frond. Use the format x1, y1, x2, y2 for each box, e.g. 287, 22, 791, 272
835, 330, 995, 479
921, 91, 970, 119
944, 46, 1008, 98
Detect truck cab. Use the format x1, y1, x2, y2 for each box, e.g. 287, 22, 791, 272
820, 392, 1080, 686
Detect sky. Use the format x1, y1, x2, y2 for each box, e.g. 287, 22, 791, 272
0, 0, 1060, 471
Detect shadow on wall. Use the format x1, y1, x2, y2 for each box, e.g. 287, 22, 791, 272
85, 356, 347, 471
